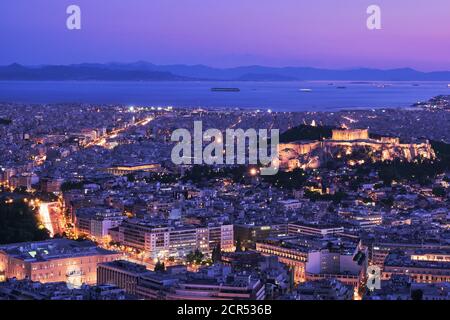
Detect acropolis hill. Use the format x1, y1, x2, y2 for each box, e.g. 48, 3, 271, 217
279, 128, 436, 170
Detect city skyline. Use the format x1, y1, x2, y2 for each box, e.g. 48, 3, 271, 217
0, 0, 449, 71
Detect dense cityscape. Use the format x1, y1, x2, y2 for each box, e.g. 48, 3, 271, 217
1, 1, 450, 310
1, 100, 449, 300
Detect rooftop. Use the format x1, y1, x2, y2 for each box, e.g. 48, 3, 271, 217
0, 238, 120, 262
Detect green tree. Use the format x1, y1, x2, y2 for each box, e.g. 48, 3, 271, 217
212, 244, 222, 263
432, 186, 446, 197
154, 260, 165, 272
235, 237, 243, 252
186, 249, 204, 265
0, 198, 50, 244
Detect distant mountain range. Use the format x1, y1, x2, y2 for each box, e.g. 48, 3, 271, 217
1, 62, 450, 81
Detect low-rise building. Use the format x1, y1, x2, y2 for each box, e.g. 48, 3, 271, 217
116, 219, 234, 258
0, 239, 122, 285
382, 250, 450, 283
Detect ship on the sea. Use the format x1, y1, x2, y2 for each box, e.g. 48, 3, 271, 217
211, 87, 240, 92
299, 88, 312, 92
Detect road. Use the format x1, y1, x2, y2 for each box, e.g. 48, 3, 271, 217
38, 201, 65, 237
84, 116, 155, 148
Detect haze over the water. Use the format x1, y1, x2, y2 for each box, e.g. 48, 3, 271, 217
0, 0, 449, 71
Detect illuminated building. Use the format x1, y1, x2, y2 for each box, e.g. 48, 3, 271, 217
279, 128, 436, 170
40, 177, 64, 193
0, 239, 122, 285
98, 260, 266, 300
331, 129, 369, 141
75, 207, 125, 241
344, 214, 383, 230
105, 163, 162, 176
98, 260, 149, 296
137, 269, 265, 300
116, 220, 234, 258
165, 274, 265, 300
278, 199, 303, 211
411, 252, 450, 263
288, 223, 345, 237
256, 240, 308, 283
0, 167, 16, 185
9, 173, 36, 191
234, 223, 344, 250
80, 129, 98, 143
0, 279, 132, 300
234, 224, 288, 250
305, 244, 367, 289
369, 242, 450, 267
256, 236, 367, 288
382, 251, 450, 283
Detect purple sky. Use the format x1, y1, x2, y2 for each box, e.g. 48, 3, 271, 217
0, 0, 449, 70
